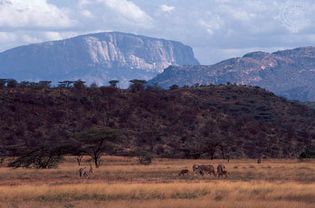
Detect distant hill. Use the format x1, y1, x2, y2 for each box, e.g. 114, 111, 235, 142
0, 32, 199, 87
0, 85, 314, 158
149, 47, 315, 101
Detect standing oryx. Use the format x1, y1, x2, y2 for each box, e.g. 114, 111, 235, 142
79, 165, 94, 178
217, 164, 229, 178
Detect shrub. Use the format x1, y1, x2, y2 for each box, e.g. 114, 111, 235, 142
9, 150, 63, 169
138, 153, 153, 165
299, 148, 315, 160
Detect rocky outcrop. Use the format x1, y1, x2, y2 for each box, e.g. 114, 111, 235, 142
0, 32, 199, 87
149, 47, 315, 101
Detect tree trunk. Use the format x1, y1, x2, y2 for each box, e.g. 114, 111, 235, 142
76, 155, 83, 166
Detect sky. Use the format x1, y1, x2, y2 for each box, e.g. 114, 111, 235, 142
0, 0, 315, 64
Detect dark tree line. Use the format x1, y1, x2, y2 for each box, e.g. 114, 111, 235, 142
0, 78, 150, 91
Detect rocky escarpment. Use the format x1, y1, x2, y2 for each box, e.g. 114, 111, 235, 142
149, 47, 315, 101
0, 32, 199, 87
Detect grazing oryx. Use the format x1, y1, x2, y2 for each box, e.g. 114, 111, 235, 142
192, 164, 203, 175
192, 164, 216, 176
178, 169, 189, 176
217, 164, 229, 178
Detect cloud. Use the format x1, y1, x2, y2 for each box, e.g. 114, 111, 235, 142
0, 0, 73, 30
160, 4, 175, 14
78, 0, 90, 8
0, 32, 16, 43
99, 0, 152, 26
1, 0, 315, 65
0, 31, 78, 53
199, 17, 223, 35
80, 9, 93, 18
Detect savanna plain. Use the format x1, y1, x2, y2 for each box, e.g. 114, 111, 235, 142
0, 157, 314, 208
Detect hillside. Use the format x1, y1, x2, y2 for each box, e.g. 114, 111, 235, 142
0, 84, 314, 159
149, 47, 315, 101
0, 32, 199, 87
305, 102, 315, 109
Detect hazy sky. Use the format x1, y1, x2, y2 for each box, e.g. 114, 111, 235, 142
0, 0, 315, 64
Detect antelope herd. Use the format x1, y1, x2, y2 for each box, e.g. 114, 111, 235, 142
180, 164, 229, 178
78, 161, 229, 179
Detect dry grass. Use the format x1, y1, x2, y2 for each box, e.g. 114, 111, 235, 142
0, 157, 314, 208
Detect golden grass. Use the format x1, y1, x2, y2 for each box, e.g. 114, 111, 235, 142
0, 157, 314, 208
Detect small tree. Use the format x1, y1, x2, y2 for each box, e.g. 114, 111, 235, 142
129, 79, 147, 92
58, 81, 74, 88
0, 156, 5, 167
90, 82, 98, 88
109, 80, 119, 88
8, 145, 64, 169
7, 79, 18, 88
73, 149, 85, 166
299, 148, 315, 160
73, 80, 86, 90
75, 128, 120, 168
0, 79, 7, 88
169, 84, 179, 90
19, 81, 31, 88
138, 152, 153, 165
38, 81, 52, 89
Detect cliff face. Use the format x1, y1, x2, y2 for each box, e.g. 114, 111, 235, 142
0, 32, 199, 87
149, 47, 315, 101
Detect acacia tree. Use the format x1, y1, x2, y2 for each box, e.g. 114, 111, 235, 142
7, 79, 18, 88
75, 128, 120, 168
109, 80, 119, 88
38, 81, 52, 89
0, 79, 7, 88
73, 80, 86, 90
8, 144, 66, 169
58, 81, 74, 88
129, 79, 147, 92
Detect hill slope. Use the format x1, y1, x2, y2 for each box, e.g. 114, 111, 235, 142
149, 47, 315, 101
0, 85, 314, 158
0, 32, 199, 87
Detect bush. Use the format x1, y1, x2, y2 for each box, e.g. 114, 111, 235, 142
8, 145, 65, 169
138, 153, 153, 165
9, 150, 64, 169
0, 156, 6, 167
299, 148, 315, 160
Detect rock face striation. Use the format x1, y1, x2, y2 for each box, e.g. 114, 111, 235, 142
149, 47, 315, 101
0, 32, 199, 87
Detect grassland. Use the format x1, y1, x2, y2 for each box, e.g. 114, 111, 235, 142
0, 157, 314, 208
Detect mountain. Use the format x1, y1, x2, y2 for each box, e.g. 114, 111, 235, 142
1, 85, 314, 158
0, 32, 199, 87
149, 47, 315, 101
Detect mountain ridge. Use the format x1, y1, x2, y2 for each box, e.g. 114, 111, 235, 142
149, 46, 315, 101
